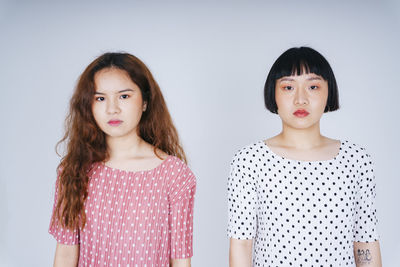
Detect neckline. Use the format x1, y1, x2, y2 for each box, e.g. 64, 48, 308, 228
260, 140, 343, 164
100, 155, 172, 175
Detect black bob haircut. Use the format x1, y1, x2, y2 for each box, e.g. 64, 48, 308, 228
264, 47, 339, 114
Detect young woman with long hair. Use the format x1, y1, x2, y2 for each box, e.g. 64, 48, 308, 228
227, 47, 382, 266
49, 52, 196, 267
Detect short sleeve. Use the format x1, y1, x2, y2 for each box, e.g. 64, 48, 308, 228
353, 150, 379, 242
169, 162, 196, 259
227, 152, 257, 239
48, 170, 80, 245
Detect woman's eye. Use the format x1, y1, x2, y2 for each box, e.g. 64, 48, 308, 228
120, 94, 129, 99
310, 85, 319, 90
95, 96, 105, 101
284, 86, 293, 91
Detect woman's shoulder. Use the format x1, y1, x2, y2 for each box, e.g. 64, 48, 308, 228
165, 155, 196, 193
338, 140, 375, 168
164, 155, 195, 177
165, 154, 186, 166
230, 141, 266, 163
340, 140, 371, 157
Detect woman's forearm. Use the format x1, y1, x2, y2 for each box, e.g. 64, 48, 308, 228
170, 258, 191, 267
354, 241, 382, 267
53, 243, 79, 267
229, 238, 253, 267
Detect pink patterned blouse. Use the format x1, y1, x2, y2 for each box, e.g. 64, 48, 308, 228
49, 156, 196, 267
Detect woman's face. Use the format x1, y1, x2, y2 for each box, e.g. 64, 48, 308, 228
275, 73, 329, 130
92, 68, 146, 139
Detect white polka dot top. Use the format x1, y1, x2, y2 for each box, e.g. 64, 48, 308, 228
227, 140, 378, 267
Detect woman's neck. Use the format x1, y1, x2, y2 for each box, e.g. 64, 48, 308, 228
106, 134, 146, 160
277, 122, 325, 149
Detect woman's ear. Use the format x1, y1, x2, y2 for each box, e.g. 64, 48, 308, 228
143, 101, 147, 112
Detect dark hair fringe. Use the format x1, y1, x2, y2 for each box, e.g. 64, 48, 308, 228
264, 47, 339, 114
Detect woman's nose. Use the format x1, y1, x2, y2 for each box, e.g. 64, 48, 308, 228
106, 98, 121, 114
294, 88, 309, 105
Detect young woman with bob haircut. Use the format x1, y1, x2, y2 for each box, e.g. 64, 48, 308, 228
49, 52, 196, 267
228, 47, 382, 267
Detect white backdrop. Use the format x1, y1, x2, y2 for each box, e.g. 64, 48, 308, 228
1, 1, 399, 266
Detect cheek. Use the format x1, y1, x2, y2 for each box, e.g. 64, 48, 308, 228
135, 98, 144, 110
320, 84, 329, 101
316, 90, 329, 109
134, 94, 145, 109
276, 102, 292, 120
91, 104, 103, 123
275, 92, 290, 113
124, 98, 144, 118
275, 90, 283, 109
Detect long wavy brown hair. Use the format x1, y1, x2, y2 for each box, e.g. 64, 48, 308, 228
51, 52, 186, 230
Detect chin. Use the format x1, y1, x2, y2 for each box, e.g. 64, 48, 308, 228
105, 128, 139, 139
285, 120, 317, 130
102, 128, 126, 137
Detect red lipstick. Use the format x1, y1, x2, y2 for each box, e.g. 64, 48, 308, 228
108, 119, 122, 126
293, 109, 309, 118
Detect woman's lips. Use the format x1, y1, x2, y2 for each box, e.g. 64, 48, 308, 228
108, 119, 122, 126
293, 109, 309, 118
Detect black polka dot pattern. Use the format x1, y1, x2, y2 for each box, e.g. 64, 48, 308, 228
227, 140, 379, 266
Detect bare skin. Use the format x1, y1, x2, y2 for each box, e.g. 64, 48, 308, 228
230, 239, 252, 267
354, 241, 382, 267
266, 132, 340, 162
170, 258, 192, 267
104, 133, 168, 171
53, 244, 78, 267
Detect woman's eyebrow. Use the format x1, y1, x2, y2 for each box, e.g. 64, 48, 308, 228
307, 77, 322, 81
94, 89, 134, 95
279, 77, 295, 82
118, 89, 134, 93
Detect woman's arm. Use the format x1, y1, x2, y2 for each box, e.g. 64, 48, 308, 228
53, 243, 79, 267
229, 238, 252, 267
170, 258, 191, 267
354, 241, 382, 267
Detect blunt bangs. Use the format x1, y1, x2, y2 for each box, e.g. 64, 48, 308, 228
264, 47, 339, 114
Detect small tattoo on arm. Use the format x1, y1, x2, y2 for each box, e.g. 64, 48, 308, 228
356, 249, 372, 265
